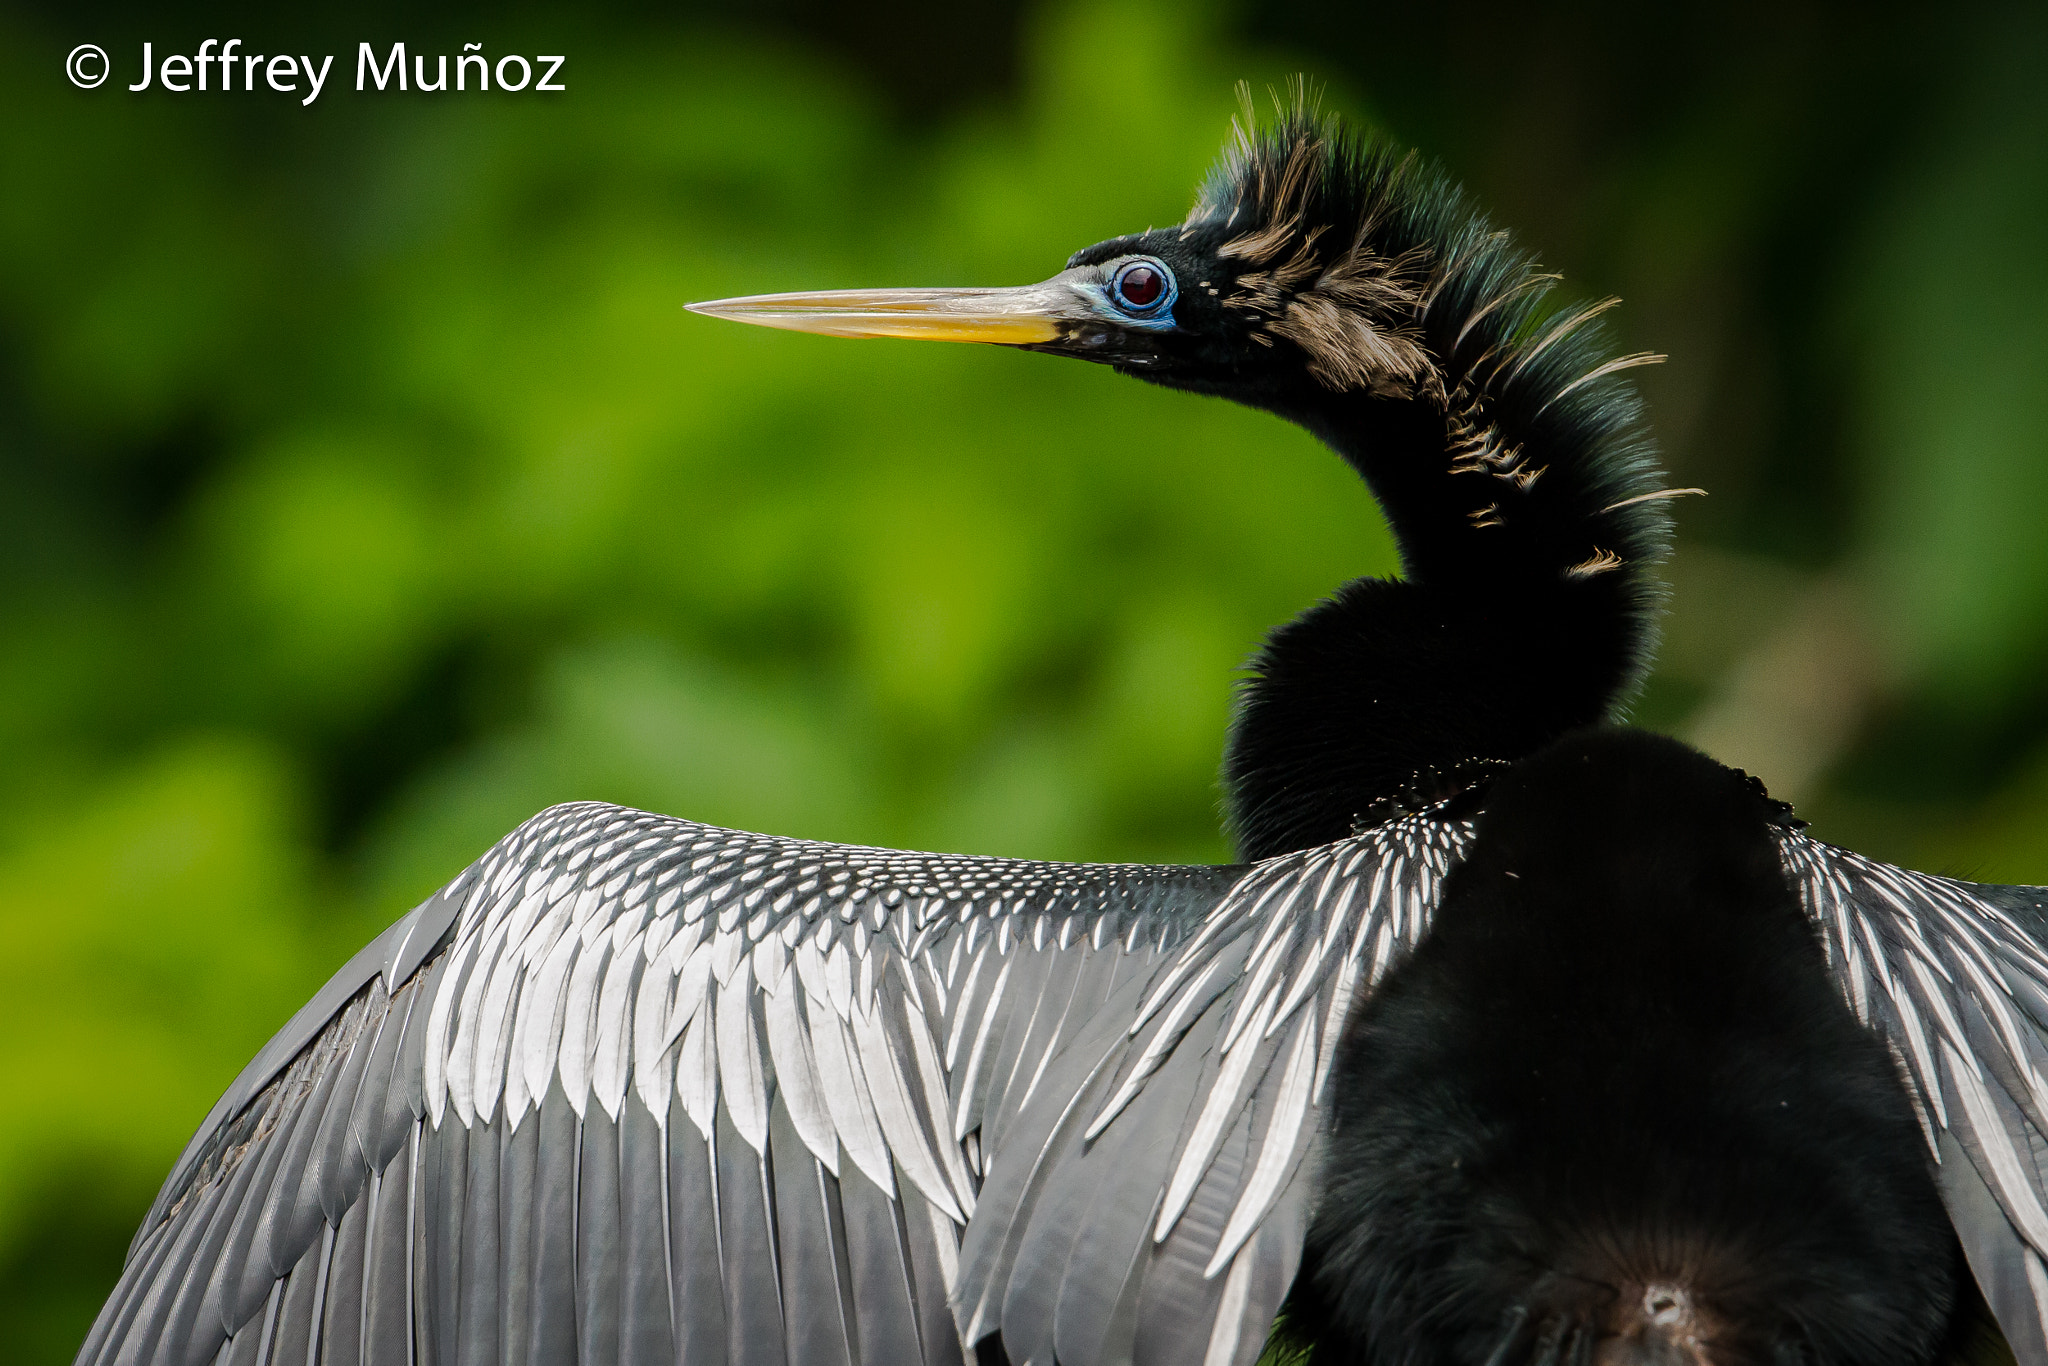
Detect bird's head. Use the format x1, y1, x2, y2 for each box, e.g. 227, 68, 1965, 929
689, 110, 1446, 420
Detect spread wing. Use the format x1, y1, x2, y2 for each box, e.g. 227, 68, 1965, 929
1780, 830, 2048, 1357
81, 799, 1472, 1366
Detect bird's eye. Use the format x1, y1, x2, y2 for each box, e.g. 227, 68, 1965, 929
1110, 259, 1174, 315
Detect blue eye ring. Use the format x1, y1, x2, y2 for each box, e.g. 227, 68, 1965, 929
1108, 257, 1177, 321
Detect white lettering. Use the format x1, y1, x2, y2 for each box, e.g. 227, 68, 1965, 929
300, 54, 332, 105
358, 42, 407, 92
125, 40, 555, 102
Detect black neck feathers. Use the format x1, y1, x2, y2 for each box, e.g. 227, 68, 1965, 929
1200, 118, 1673, 860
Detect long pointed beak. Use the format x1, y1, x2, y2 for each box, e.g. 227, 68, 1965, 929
686, 282, 1079, 345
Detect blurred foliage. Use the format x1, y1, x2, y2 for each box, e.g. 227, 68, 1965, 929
0, 0, 2042, 1356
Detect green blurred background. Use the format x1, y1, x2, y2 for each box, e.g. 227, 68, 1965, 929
1, 0, 2044, 1355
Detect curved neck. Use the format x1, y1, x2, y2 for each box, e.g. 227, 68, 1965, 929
1223, 385, 1663, 861
1303, 387, 1658, 593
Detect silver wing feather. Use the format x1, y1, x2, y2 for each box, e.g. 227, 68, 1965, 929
1780, 829, 2048, 1358
80, 798, 1474, 1366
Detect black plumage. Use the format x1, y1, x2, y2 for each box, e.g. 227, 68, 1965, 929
77, 101, 2046, 1366
1292, 729, 1971, 1365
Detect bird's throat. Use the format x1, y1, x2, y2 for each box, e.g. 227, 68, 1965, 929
1222, 391, 1660, 862
1222, 574, 1636, 860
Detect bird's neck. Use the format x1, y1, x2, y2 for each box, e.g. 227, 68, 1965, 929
1223, 388, 1660, 861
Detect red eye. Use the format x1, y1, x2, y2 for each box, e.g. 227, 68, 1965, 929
1113, 260, 1173, 313
1119, 265, 1163, 306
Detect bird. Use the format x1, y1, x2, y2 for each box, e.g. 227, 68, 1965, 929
76, 100, 2048, 1366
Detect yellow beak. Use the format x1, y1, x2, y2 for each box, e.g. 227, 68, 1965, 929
686, 282, 1080, 345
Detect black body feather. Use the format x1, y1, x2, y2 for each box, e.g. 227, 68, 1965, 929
1290, 730, 1970, 1365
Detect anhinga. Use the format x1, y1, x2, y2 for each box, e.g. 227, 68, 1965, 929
79, 107, 2047, 1366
